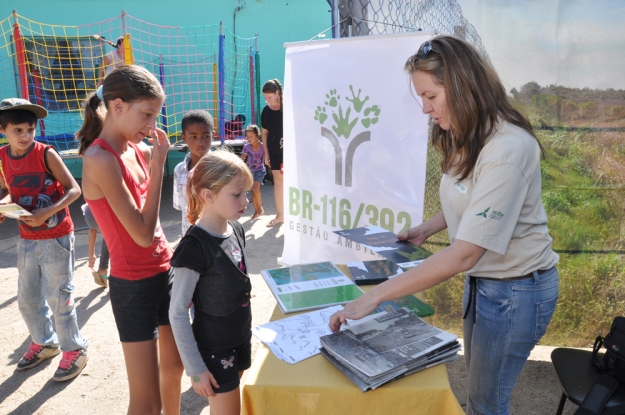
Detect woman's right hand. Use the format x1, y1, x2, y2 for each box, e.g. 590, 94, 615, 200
397, 225, 429, 246
148, 127, 170, 167
191, 370, 220, 397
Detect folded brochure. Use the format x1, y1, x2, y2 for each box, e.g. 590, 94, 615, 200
335, 225, 432, 268
0, 203, 32, 219
260, 262, 364, 314
346, 260, 403, 285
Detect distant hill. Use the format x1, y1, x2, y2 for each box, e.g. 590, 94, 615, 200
509, 82, 625, 127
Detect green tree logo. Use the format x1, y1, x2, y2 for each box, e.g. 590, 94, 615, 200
314, 85, 382, 187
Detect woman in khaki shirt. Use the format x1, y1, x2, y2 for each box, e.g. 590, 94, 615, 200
330, 35, 559, 415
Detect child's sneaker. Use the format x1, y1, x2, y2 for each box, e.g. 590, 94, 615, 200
16, 341, 61, 371
53, 349, 88, 381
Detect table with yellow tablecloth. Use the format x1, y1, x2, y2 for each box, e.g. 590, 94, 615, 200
242, 291, 465, 415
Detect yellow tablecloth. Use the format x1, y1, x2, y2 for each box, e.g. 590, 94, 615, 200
242, 293, 464, 415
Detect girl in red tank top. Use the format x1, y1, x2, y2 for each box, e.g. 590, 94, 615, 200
76, 65, 183, 415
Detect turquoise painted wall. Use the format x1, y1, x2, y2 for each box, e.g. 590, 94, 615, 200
1, 0, 331, 86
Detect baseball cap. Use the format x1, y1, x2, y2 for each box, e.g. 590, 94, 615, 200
0, 98, 48, 119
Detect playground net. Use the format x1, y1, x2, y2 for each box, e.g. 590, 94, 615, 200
0, 11, 260, 151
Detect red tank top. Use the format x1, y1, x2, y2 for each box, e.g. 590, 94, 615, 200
84, 138, 172, 280
0, 141, 73, 240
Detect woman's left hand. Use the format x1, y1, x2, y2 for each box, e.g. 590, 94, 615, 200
329, 294, 380, 333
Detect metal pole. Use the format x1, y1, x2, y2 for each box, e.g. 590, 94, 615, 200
12, 10, 30, 101
121, 10, 127, 35
333, 0, 341, 38
218, 22, 226, 145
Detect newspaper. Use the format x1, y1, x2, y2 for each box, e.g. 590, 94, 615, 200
252, 305, 343, 364
319, 307, 459, 390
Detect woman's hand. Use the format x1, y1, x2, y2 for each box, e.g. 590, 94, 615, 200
191, 370, 220, 397
397, 225, 429, 246
264, 154, 271, 169
148, 127, 170, 167
329, 294, 380, 333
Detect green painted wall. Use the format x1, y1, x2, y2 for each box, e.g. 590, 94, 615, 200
1, 0, 331, 94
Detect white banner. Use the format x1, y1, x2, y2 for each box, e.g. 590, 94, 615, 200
282, 32, 433, 265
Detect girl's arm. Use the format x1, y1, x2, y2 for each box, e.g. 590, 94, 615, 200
262, 128, 270, 167
329, 239, 486, 331
97, 54, 111, 87
170, 267, 221, 397
20, 149, 81, 227
88, 229, 97, 269
82, 128, 169, 247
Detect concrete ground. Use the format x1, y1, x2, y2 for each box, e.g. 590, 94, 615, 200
0, 177, 577, 414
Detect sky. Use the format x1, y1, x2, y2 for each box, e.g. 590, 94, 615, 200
454, 0, 625, 91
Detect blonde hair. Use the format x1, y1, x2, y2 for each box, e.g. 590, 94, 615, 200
186, 150, 253, 225
405, 35, 543, 181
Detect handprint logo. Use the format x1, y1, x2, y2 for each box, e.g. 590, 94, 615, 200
314, 106, 328, 124
361, 105, 381, 128
325, 89, 340, 107
332, 106, 358, 138
345, 85, 369, 113
313, 85, 382, 187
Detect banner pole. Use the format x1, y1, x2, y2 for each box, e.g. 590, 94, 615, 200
218, 22, 226, 145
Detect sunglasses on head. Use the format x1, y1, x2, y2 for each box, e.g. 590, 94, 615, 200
417, 40, 436, 59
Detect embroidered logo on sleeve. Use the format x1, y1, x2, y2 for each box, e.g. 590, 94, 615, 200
489, 210, 505, 220
476, 207, 505, 220
476, 207, 490, 218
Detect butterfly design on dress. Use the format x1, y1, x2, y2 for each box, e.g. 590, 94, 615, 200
221, 356, 234, 369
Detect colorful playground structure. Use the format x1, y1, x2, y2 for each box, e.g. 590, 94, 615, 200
1, 10, 261, 154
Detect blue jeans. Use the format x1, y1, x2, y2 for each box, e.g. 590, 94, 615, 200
17, 233, 88, 351
463, 267, 559, 415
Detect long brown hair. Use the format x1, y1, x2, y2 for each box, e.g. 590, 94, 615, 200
261, 79, 283, 110
186, 150, 253, 225
405, 35, 543, 181
76, 65, 165, 155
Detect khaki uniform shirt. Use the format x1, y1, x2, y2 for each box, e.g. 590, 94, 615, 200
440, 121, 559, 279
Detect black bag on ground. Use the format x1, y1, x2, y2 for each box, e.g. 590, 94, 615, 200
592, 316, 625, 383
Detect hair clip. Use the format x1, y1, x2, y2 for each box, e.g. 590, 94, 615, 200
96, 85, 104, 100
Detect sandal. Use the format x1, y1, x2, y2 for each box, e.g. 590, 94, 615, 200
92, 271, 108, 288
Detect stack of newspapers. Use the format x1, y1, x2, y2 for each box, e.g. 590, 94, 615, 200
319, 307, 461, 392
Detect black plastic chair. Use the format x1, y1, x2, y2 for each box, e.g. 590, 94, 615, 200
551, 348, 625, 415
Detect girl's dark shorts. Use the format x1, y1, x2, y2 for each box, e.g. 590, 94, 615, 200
198, 339, 252, 394
109, 268, 173, 342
